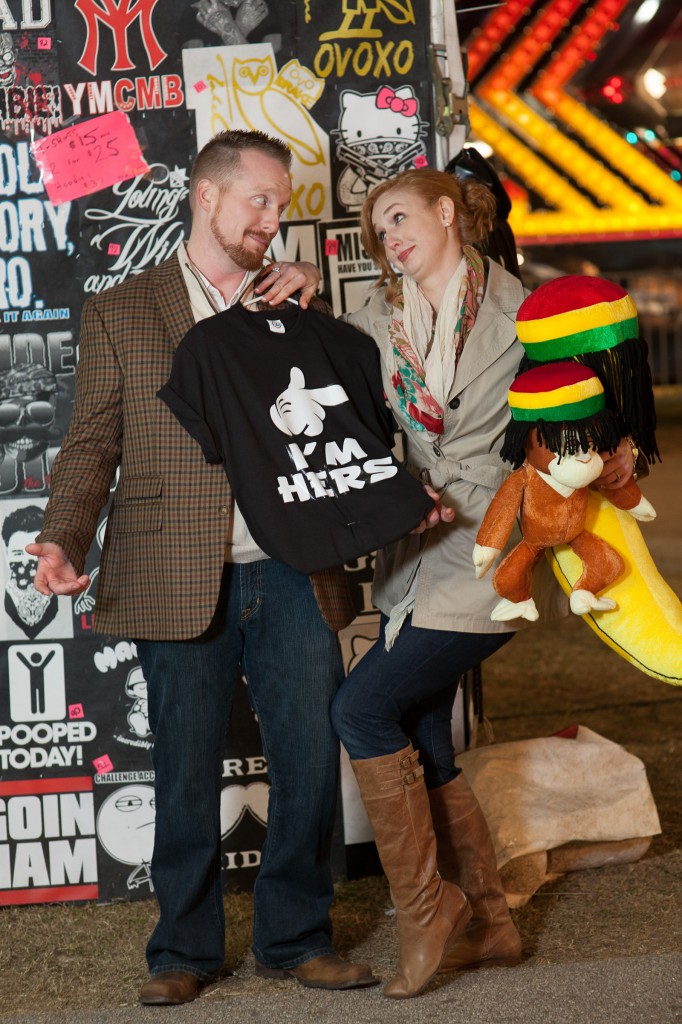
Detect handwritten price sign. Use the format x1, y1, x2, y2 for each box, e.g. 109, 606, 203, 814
31, 111, 150, 206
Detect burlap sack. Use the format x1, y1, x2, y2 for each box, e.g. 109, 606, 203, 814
458, 725, 661, 906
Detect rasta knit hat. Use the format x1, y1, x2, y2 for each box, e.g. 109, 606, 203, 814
516, 276, 637, 360
500, 362, 622, 470
515, 275, 659, 463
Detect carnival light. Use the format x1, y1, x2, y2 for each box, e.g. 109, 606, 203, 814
469, 0, 682, 241
633, 0, 661, 25
642, 67, 667, 99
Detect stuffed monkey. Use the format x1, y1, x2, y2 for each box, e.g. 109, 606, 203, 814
473, 363, 656, 622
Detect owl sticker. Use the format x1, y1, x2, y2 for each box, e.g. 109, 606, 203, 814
232, 55, 325, 166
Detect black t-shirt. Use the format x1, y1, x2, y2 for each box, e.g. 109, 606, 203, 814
158, 302, 434, 573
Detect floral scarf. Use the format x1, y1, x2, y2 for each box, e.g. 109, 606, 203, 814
387, 244, 486, 439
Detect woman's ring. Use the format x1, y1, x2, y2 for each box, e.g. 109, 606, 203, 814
615, 473, 620, 481
272, 265, 281, 274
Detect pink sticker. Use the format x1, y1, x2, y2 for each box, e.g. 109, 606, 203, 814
31, 111, 150, 206
69, 703, 85, 719
108, 242, 121, 255
194, 80, 207, 93
325, 239, 339, 256
93, 754, 114, 775
37, 37, 52, 50
414, 154, 428, 168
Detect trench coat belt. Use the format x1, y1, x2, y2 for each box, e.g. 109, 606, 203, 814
417, 455, 510, 492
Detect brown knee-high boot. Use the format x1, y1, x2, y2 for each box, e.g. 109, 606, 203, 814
351, 745, 472, 998
428, 773, 521, 972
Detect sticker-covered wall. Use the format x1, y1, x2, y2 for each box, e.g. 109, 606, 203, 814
0, 0, 435, 905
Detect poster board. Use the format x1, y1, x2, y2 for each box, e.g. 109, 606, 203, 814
0, 0, 437, 905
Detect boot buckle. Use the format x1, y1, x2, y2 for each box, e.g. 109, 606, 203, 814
402, 764, 425, 786
399, 750, 420, 771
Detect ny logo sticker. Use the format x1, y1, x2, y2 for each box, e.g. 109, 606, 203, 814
74, 0, 166, 76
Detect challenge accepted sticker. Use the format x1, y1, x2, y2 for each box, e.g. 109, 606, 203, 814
31, 111, 150, 205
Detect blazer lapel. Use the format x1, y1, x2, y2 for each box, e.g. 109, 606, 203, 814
152, 253, 195, 347
450, 261, 525, 397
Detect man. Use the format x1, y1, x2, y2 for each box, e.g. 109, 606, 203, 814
27, 129, 377, 1005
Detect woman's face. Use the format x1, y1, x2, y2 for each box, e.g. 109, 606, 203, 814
371, 187, 457, 286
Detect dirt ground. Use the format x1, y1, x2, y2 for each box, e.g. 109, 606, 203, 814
0, 417, 679, 1015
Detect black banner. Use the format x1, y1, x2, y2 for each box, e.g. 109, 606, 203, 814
0, 0, 437, 905
293, 0, 434, 216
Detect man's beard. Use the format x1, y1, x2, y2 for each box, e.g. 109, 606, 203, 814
6, 576, 53, 627
210, 211, 269, 271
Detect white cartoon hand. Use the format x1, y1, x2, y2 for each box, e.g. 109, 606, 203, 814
74, 567, 99, 614
270, 366, 348, 437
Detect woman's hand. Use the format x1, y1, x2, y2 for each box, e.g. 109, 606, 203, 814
596, 438, 635, 491
254, 261, 321, 309
411, 485, 455, 534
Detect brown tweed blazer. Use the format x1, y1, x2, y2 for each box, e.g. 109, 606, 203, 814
38, 255, 356, 640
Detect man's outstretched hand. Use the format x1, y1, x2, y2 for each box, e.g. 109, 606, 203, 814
25, 542, 90, 596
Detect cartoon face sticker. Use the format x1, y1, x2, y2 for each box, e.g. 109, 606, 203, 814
2, 505, 59, 637
2, 506, 43, 594
334, 86, 427, 210
0, 33, 17, 88
96, 785, 156, 865
124, 665, 151, 739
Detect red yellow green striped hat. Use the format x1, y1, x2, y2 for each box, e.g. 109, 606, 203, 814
508, 362, 605, 423
516, 276, 638, 361
500, 362, 621, 469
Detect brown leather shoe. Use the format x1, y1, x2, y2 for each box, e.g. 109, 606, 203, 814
139, 971, 204, 1005
255, 954, 378, 990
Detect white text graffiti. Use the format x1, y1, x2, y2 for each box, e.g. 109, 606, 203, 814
62, 76, 183, 117
83, 168, 187, 294
0, 0, 52, 31
0, 720, 96, 770
277, 438, 397, 504
0, 142, 73, 310
0, 790, 97, 891
0, 330, 75, 374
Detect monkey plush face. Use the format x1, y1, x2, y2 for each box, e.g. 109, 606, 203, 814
524, 428, 604, 490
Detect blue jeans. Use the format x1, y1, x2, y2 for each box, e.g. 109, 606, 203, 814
136, 560, 344, 980
331, 614, 513, 789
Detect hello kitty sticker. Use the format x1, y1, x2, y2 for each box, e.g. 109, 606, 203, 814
333, 84, 428, 211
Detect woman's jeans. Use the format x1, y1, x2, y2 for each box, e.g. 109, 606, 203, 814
331, 614, 513, 789
136, 559, 344, 980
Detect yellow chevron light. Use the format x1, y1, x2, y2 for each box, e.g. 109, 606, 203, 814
468, 0, 682, 243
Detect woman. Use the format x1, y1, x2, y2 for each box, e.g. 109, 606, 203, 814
330, 169, 635, 1000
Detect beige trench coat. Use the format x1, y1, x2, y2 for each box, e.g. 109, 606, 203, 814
346, 258, 565, 634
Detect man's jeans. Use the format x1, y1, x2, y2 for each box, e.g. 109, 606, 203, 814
331, 614, 513, 789
136, 559, 344, 980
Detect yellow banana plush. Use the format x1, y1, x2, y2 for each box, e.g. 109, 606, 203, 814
548, 491, 682, 685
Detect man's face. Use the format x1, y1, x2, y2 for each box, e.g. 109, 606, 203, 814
5, 530, 37, 591
208, 149, 292, 271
